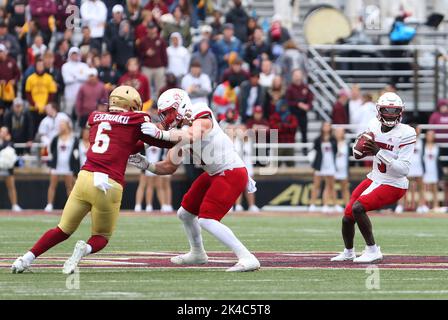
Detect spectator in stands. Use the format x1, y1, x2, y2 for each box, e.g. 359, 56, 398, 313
43, 51, 63, 103
221, 57, 249, 88
246, 105, 270, 167
225, 0, 249, 43
61, 47, 90, 117
192, 25, 213, 52
269, 14, 291, 60
119, 58, 151, 105
190, 39, 218, 83
348, 83, 363, 129
167, 32, 190, 79
309, 122, 338, 213
334, 127, 350, 212
210, 9, 224, 39
0, 20, 20, 59
37, 103, 71, 149
25, 59, 58, 129
45, 119, 79, 212
269, 99, 298, 167
145, 0, 170, 23
126, 0, 143, 27
243, 26, 272, 72
27, 35, 47, 66
246, 16, 258, 42
3, 98, 34, 155
354, 92, 377, 135
0, 126, 21, 211
264, 75, 285, 116
213, 23, 243, 79
135, 10, 156, 44
76, 68, 108, 128
162, 6, 192, 47
212, 79, 240, 121
110, 20, 136, 73
29, 0, 57, 45
181, 60, 212, 105
259, 59, 276, 88
277, 40, 308, 84
158, 72, 178, 96
7, 1, 26, 46
138, 22, 168, 99
79, 127, 90, 167
429, 99, 448, 143
79, 26, 102, 57
54, 39, 69, 70
80, 0, 108, 50
331, 90, 350, 124
286, 69, 313, 149
98, 52, 120, 93
238, 71, 266, 123
0, 44, 20, 110
422, 130, 443, 212
104, 4, 126, 52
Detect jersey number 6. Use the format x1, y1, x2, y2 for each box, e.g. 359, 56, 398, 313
92, 122, 111, 154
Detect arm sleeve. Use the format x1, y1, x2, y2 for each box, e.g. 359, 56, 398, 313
131, 141, 145, 154
376, 133, 416, 176
140, 135, 174, 149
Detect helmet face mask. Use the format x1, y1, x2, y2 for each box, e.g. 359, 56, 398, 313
157, 88, 192, 130
159, 106, 183, 130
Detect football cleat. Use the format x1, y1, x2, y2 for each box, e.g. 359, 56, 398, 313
234, 204, 244, 212
226, 254, 260, 272
62, 240, 88, 274
11, 257, 31, 274
44, 204, 53, 212
248, 205, 260, 212
171, 251, 208, 265
353, 246, 383, 263
394, 205, 404, 214
331, 250, 356, 262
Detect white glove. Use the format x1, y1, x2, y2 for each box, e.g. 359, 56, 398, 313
128, 153, 149, 171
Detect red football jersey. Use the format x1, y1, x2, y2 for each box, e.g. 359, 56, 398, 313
82, 111, 172, 186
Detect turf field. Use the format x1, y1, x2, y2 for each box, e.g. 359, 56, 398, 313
1, 211, 448, 300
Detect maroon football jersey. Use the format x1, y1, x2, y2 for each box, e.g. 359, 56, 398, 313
82, 111, 172, 186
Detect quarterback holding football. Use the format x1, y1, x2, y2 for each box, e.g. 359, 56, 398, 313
331, 92, 416, 263
128, 88, 260, 272
11, 86, 173, 274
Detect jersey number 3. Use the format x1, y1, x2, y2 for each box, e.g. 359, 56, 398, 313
92, 122, 111, 154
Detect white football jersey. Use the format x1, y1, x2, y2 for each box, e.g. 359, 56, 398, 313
186, 103, 245, 175
365, 117, 417, 189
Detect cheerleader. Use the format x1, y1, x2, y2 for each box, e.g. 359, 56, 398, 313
395, 124, 426, 213
422, 130, 443, 212
45, 120, 79, 212
309, 122, 338, 213
0, 126, 21, 211
334, 127, 350, 213
134, 146, 173, 212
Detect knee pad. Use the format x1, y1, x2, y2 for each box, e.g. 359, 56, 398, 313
177, 206, 196, 221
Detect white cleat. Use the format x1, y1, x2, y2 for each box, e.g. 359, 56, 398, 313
170, 251, 208, 265
353, 246, 383, 263
144, 205, 153, 212
335, 205, 344, 213
63, 240, 88, 274
394, 205, 404, 214
12, 204, 22, 212
44, 204, 53, 212
248, 205, 260, 213
322, 205, 334, 213
330, 250, 356, 262
11, 257, 30, 274
226, 254, 260, 272
161, 205, 174, 212
308, 204, 318, 212
134, 204, 142, 212
234, 204, 244, 212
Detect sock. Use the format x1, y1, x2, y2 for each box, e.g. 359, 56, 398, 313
30, 227, 70, 257
367, 244, 378, 253
198, 218, 251, 259
22, 251, 35, 264
344, 248, 354, 255
177, 207, 205, 253
87, 235, 108, 254
85, 244, 93, 256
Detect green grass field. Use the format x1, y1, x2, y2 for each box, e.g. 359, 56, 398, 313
1, 212, 448, 300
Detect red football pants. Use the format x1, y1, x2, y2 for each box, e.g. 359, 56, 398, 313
181, 167, 248, 221
344, 178, 407, 219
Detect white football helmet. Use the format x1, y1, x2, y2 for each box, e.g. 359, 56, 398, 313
157, 88, 192, 130
376, 92, 404, 127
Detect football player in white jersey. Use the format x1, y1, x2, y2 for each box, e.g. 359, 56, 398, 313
331, 92, 416, 263
128, 88, 260, 272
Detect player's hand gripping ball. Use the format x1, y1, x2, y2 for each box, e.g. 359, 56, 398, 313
353, 131, 377, 159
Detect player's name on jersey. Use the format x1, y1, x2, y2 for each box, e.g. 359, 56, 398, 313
92, 113, 131, 124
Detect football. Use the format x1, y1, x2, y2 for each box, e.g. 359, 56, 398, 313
353, 131, 375, 159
